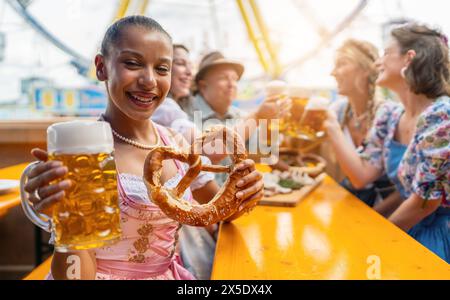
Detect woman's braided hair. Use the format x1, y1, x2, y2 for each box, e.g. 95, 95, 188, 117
336, 39, 381, 130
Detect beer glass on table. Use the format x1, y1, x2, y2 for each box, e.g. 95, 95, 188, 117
20, 121, 122, 252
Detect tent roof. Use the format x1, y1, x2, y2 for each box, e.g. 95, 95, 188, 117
0, 0, 449, 102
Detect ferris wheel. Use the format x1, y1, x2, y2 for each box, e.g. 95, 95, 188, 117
5, 0, 369, 80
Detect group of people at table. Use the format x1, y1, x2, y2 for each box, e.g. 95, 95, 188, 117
19, 16, 449, 280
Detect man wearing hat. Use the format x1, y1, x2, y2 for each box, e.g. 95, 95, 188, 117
187, 51, 288, 186
186, 51, 247, 125
188, 51, 287, 131
189, 52, 246, 186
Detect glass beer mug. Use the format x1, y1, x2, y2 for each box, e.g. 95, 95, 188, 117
266, 80, 288, 120
266, 80, 288, 98
264, 80, 288, 145
297, 96, 330, 141
20, 120, 122, 251
284, 85, 311, 137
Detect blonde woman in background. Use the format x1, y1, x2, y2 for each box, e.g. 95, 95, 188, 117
325, 23, 449, 262
324, 39, 403, 215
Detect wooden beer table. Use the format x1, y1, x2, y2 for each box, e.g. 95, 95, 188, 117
4, 164, 448, 280
0, 163, 53, 267
0, 163, 29, 216
211, 175, 450, 280
23, 257, 52, 280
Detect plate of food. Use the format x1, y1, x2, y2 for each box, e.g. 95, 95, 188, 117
0, 179, 20, 195
258, 150, 327, 207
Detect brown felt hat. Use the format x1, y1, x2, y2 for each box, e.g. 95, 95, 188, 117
194, 51, 245, 83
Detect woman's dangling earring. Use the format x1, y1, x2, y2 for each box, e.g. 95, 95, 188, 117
401, 67, 407, 79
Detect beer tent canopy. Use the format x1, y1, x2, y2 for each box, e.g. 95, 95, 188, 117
0, 0, 449, 104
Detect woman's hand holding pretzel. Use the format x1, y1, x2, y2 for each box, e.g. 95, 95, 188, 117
225, 159, 263, 222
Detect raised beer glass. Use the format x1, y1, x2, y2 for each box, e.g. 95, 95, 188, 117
20, 121, 122, 251
285, 85, 310, 137
265, 80, 288, 146
297, 96, 329, 141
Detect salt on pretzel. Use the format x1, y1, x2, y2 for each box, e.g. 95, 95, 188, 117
143, 126, 251, 226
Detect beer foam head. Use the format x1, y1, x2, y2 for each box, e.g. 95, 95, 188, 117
288, 85, 311, 98
305, 96, 330, 110
47, 121, 114, 154
266, 80, 287, 96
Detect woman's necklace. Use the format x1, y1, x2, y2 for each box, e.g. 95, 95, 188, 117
348, 109, 369, 130
99, 114, 161, 150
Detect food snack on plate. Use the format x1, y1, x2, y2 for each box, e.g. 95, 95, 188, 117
263, 169, 315, 197
288, 154, 326, 177
277, 148, 327, 177
263, 148, 326, 197
263, 173, 292, 196
143, 126, 251, 226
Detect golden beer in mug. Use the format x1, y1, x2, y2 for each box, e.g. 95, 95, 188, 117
297, 96, 329, 141
265, 80, 288, 145
266, 80, 288, 98
284, 85, 310, 137
20, 121, 122, 251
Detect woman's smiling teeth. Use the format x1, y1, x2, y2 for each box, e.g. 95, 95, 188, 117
127, 92, 157, 103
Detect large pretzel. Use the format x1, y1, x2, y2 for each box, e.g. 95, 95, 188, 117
143, 126, 250, 226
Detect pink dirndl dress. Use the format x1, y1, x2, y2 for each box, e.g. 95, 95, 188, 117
47, 124, 196, 280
